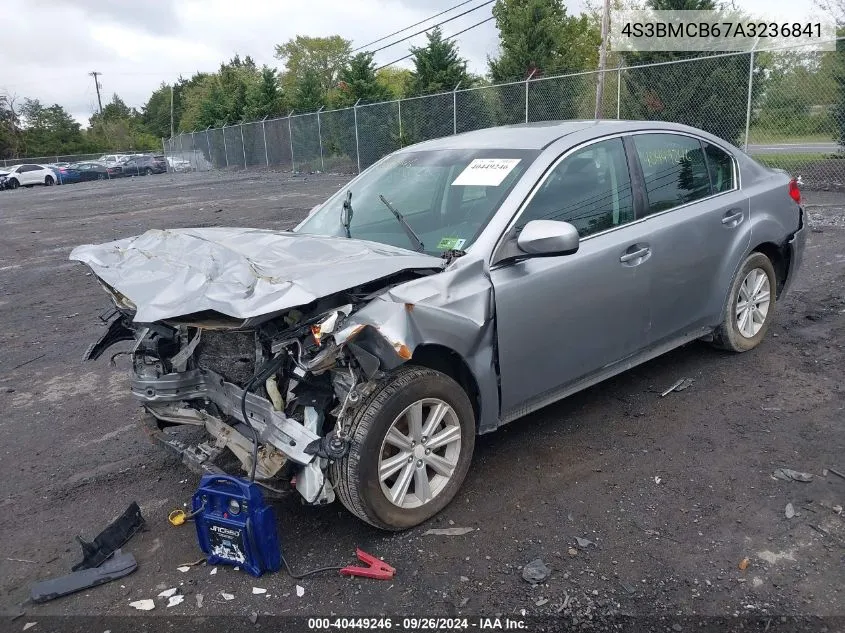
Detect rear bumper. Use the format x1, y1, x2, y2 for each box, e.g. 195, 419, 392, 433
781, 206, 807, 299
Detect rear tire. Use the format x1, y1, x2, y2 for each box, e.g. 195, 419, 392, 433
712, 252, 776, 352
144, 167, 153, 176
330, 366, 475, 530
45, 175, 54, 186
97, 173, 106, 180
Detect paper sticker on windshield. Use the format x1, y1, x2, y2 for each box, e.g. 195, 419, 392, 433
451, 158, 521, 187
437, 237, 467, 250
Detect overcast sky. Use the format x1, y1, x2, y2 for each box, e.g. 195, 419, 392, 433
0, 0, 830, 127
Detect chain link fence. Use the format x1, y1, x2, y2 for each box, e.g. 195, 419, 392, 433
162, 39, 844, 190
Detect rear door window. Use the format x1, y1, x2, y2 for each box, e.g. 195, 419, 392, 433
632, 134, 711, 215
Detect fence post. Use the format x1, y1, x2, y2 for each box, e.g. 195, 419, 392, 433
743, 48, 756, 151
206, 126, 212, 169
398, 99, 403, 148
616, 65, 622, 120
161, 138, 167, 165
287, 111, 295, 172
316, 106, 325, 171
261, 116, 269, 166
222, 125, 229, 167
240, 122, 247, 169
178, 135, 184, 168
190, 131, 197, 170
453, 82, 461, 135
525, 69, 537, 124
353, 99, 362, 174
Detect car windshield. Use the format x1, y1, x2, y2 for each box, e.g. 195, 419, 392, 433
296, 148, 537, 255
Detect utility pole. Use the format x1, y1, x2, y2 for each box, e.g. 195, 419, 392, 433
170, 85, 175, 139
89, 71, 103, 114
594, 0, 611, 119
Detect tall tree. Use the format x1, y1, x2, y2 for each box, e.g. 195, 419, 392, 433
333, 52, 392, 108
179, 56, 263, 130
88, 94, 157, 151
408, 27, 470, 95
375, 67, 412, 99
19, 99, 87, 156
291, 68, 324, 112
488, 0, 599, 81
275, 35, 352, 101
244, 66, 285, 120
0, 94, 22, 158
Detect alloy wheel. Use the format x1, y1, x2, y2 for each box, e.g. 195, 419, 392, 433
736, 268, 771, 338
378, 398, 462, 509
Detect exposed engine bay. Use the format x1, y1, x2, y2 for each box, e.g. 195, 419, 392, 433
87, 270, 438, 505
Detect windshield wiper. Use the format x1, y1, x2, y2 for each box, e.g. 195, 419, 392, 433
378, 194, 425, 253
340, 190, 353, 238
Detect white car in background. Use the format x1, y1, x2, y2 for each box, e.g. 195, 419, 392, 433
3, 164, 58, 189
98, 154, 130, 165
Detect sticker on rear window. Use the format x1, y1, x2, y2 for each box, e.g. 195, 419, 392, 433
451, 159, 521, 187
436, 237, 467, 250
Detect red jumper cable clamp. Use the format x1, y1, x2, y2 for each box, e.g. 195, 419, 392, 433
339, 548, 395, 580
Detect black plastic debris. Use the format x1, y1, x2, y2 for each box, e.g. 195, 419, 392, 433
31, 551, 137, 603
72, 502, 145, 571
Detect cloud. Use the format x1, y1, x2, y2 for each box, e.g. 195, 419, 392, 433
0, 0, 501, 126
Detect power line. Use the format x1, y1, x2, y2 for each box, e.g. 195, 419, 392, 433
351, 0, 479, 53
366, 0, 494, 55
374, 15, 496, 71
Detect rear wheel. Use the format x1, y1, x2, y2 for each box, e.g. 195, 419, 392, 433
97, 173, 106, 180
712, 252, 776, 352
144, 167, 153, 176
44, 175, 54, 186
331, 366, 475, 530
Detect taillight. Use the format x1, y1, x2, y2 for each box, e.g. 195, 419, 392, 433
788, 178, 801, 204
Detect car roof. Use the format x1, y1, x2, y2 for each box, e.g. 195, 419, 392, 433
397, 119, 737, 152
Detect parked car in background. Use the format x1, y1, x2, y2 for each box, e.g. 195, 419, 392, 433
166, 156, 192, 172
71, 161, 122, 181
98, 154, 130, 165
72, 120, 805, 530
119, 154, 167, 176
4, 164, 57, 188
48, 164, 82, 184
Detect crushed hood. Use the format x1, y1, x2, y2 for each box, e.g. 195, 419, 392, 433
70, 227, 444, 322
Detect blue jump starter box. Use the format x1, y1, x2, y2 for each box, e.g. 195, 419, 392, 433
192, 474, 282, 577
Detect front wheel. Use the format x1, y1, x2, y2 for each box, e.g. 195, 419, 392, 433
144, 167, 153, 176
331, 366, 475, 530
712, 252, 776, 352
8, 178, 19, 189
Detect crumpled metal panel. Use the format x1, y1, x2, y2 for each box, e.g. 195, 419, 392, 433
334, 257, 501, 433
69, 228, 444, 322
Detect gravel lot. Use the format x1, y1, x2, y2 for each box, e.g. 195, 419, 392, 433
0, 171, 843, 630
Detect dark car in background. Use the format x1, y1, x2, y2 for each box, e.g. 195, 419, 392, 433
49, 164, 82, 184
71, 162, 121, 181
119, 154, 167, 176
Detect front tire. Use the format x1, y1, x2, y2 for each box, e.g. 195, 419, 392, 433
331, 366, 475, 530
8, 178, 19, 189
713, 252, 776, 352
144, 167, 153, 176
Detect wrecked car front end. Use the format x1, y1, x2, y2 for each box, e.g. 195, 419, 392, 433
70, 227, 495, 507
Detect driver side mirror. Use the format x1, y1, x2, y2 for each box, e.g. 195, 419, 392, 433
516, 220, 580, 257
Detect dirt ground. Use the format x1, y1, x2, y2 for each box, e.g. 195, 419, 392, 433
0, 171, 843, 631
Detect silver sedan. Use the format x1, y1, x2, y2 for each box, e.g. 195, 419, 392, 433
73, 120, 806, 530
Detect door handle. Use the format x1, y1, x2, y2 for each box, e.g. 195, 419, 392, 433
620, 246, 650, 263
721, 210, 744, 226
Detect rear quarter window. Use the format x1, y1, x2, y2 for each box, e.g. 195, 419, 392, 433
704, 143, 735, 193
